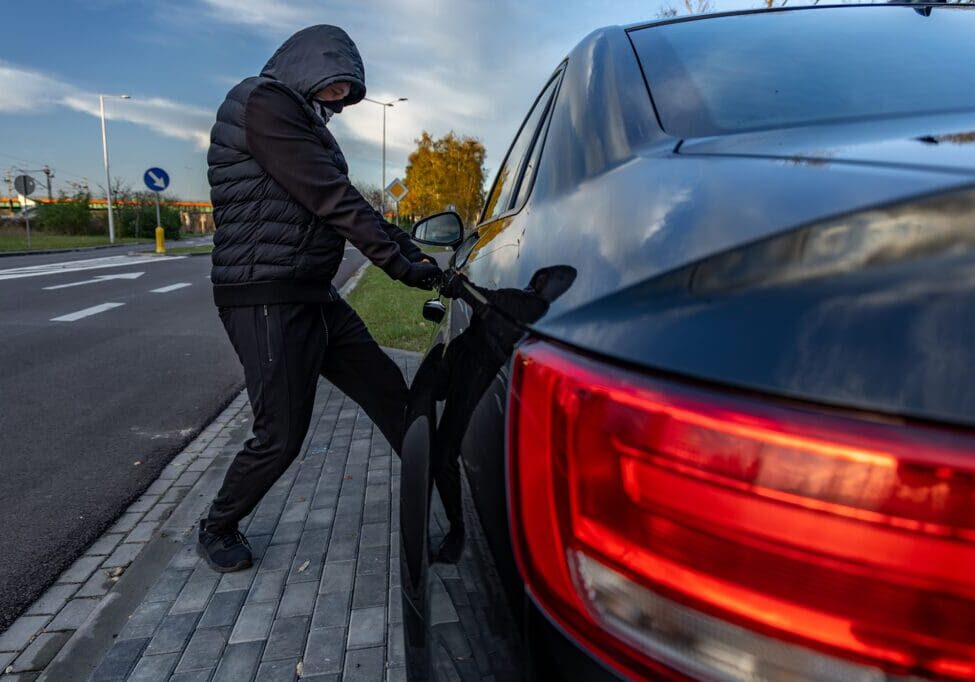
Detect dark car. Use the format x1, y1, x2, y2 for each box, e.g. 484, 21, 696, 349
399, 4, 975, 680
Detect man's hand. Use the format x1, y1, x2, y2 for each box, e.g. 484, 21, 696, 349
399, 261, 443, 290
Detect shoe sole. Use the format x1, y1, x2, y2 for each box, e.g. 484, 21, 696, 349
196, 542, 253, 573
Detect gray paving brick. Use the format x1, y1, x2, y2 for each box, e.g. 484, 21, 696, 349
175, 469, 203, 488
387, 623, 405, 670
341, 646, 384, 682
312, 589, 351, 634
256, 657, 300, 681
319, 561, 354, 595
270, 521, 303, 546
127, 652, 179, 681
45, 597, 99, 631
144, 478, 172, 496
199, 589, 247, 629
346, 607, 385, 650
0, 616, 50, 651
302, 627, 345, 676
90, 637, 149, 680
175, 626, 230, 672
351, 573, 386, 609
169, 669, 214, 682
325, 534, 356, 562
108, 511, 144, 534
305, 507, 334, 529
229, 601, 276, 644
358, 523, 388, 549
119, 600, 171, 640
170, 577, 219, 614
57, 555, 103, 584
259, 542, 297, 572
0, 651, 16, 671
24, 584, 77, 617
145, 568, 192, 602
211, 640, 264, 682
145, 612, 200, 655
170, 544, 202, 570
160, 485, 190, 505
128, 494, 160, 513
8, 631, 71, 673
86, 532, 125, 557
126, 519, 160, 543
247, 569, 287, 604
277, 581, 317, 618
104, 541, 145, 568
386, 666, 407, 682
356, 544, 387, 576
216, 566, 256, 593
74, 567, 113, 598
0, 672, 40, 682
263, 615, 309, 661
143, 503, 176, 523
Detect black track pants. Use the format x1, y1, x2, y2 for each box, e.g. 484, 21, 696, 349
205, 299, 408, 533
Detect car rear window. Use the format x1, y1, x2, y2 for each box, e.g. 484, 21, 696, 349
629, 7, 975, 138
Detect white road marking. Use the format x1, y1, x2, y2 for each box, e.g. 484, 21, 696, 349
50, 302, 125, 322
151, 283, 192, 293
43, 272, 144, 290
0, 255, 185, 281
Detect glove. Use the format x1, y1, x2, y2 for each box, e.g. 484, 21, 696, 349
399, 261, 443, 290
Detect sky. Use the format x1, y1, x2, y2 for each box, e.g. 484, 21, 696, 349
1, 0, 785, 201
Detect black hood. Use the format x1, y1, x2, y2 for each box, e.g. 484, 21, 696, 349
260, 25, 366, 105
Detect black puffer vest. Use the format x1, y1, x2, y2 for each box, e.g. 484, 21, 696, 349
207, 25, 368, 306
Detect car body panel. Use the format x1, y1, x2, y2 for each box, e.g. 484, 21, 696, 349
403, 6, 975, 680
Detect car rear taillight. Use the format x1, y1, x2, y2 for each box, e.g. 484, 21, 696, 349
507, 340, 975, 681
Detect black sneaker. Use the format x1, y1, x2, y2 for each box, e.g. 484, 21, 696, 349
197, 519, 253, 573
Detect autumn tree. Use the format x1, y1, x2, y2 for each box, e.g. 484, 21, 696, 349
399, 131, 486, 227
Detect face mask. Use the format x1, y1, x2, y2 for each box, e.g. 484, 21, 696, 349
313, 100, 338, 123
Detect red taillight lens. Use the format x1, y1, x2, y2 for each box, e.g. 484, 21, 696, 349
507, 340, 975, 681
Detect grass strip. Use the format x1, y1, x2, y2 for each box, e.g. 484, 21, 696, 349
346, 265, 438, 352
0, 233, 151, 252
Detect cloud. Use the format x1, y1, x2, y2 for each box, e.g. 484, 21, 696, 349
0, 62, 212, 150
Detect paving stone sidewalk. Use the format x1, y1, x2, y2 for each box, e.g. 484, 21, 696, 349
0, 349, 420, 682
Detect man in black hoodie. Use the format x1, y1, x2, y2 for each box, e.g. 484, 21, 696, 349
201, 25, 441, 571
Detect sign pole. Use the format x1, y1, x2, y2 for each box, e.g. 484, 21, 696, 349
23, 198, 31, 250
154, 192, 161, 229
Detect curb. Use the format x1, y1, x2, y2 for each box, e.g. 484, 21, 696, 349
338, 259, 370, 298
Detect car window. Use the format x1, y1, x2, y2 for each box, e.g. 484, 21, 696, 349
511, 75, 560, 211
629, 7, 975, 138
481, 72, 562, 223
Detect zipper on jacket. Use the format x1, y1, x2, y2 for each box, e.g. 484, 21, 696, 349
263, 305, 273, 362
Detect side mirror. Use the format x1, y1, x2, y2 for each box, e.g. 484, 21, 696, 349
412, 211, 464, 249
422, 298, 446, 323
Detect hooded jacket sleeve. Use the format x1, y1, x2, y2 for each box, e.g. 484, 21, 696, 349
244, 82, 412, 280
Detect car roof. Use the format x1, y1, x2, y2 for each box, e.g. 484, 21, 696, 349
622, 2, 972, 33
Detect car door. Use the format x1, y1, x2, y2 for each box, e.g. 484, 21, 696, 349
399, 67, 565, 679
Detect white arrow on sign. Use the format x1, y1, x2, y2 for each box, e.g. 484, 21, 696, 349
43, 272, 145, 290
147, 170, 166, 189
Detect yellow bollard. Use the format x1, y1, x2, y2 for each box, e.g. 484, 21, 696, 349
155, 226, 166, 254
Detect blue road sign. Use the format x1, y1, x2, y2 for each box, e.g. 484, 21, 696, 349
143, 167, 170, 192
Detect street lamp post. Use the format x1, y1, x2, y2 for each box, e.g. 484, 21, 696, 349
362, 96, 407, 215
99, 93, 130, 243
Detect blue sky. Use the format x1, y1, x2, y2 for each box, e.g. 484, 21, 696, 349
1, 0, 772, 201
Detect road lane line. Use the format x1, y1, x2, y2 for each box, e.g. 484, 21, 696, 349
151, 283, 192, 293
50, 302, 125, 322
43, 272, 145, 290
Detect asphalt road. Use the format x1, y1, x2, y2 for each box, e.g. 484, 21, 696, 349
0, 243, 366, 632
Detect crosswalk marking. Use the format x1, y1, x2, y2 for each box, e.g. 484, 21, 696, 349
50, 302, 125, 322
0, 255, 185, 281
151, 283, 192, 293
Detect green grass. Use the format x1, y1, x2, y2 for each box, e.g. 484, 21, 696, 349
0, 232, 151, 252
166, 244, 214, 255
346, 265, 438, 352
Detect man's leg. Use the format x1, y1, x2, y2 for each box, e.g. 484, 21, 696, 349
206, 303, 327, 533
319, 299, 408, 454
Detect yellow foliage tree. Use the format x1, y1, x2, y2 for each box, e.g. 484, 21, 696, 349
399, 132, 486, 227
